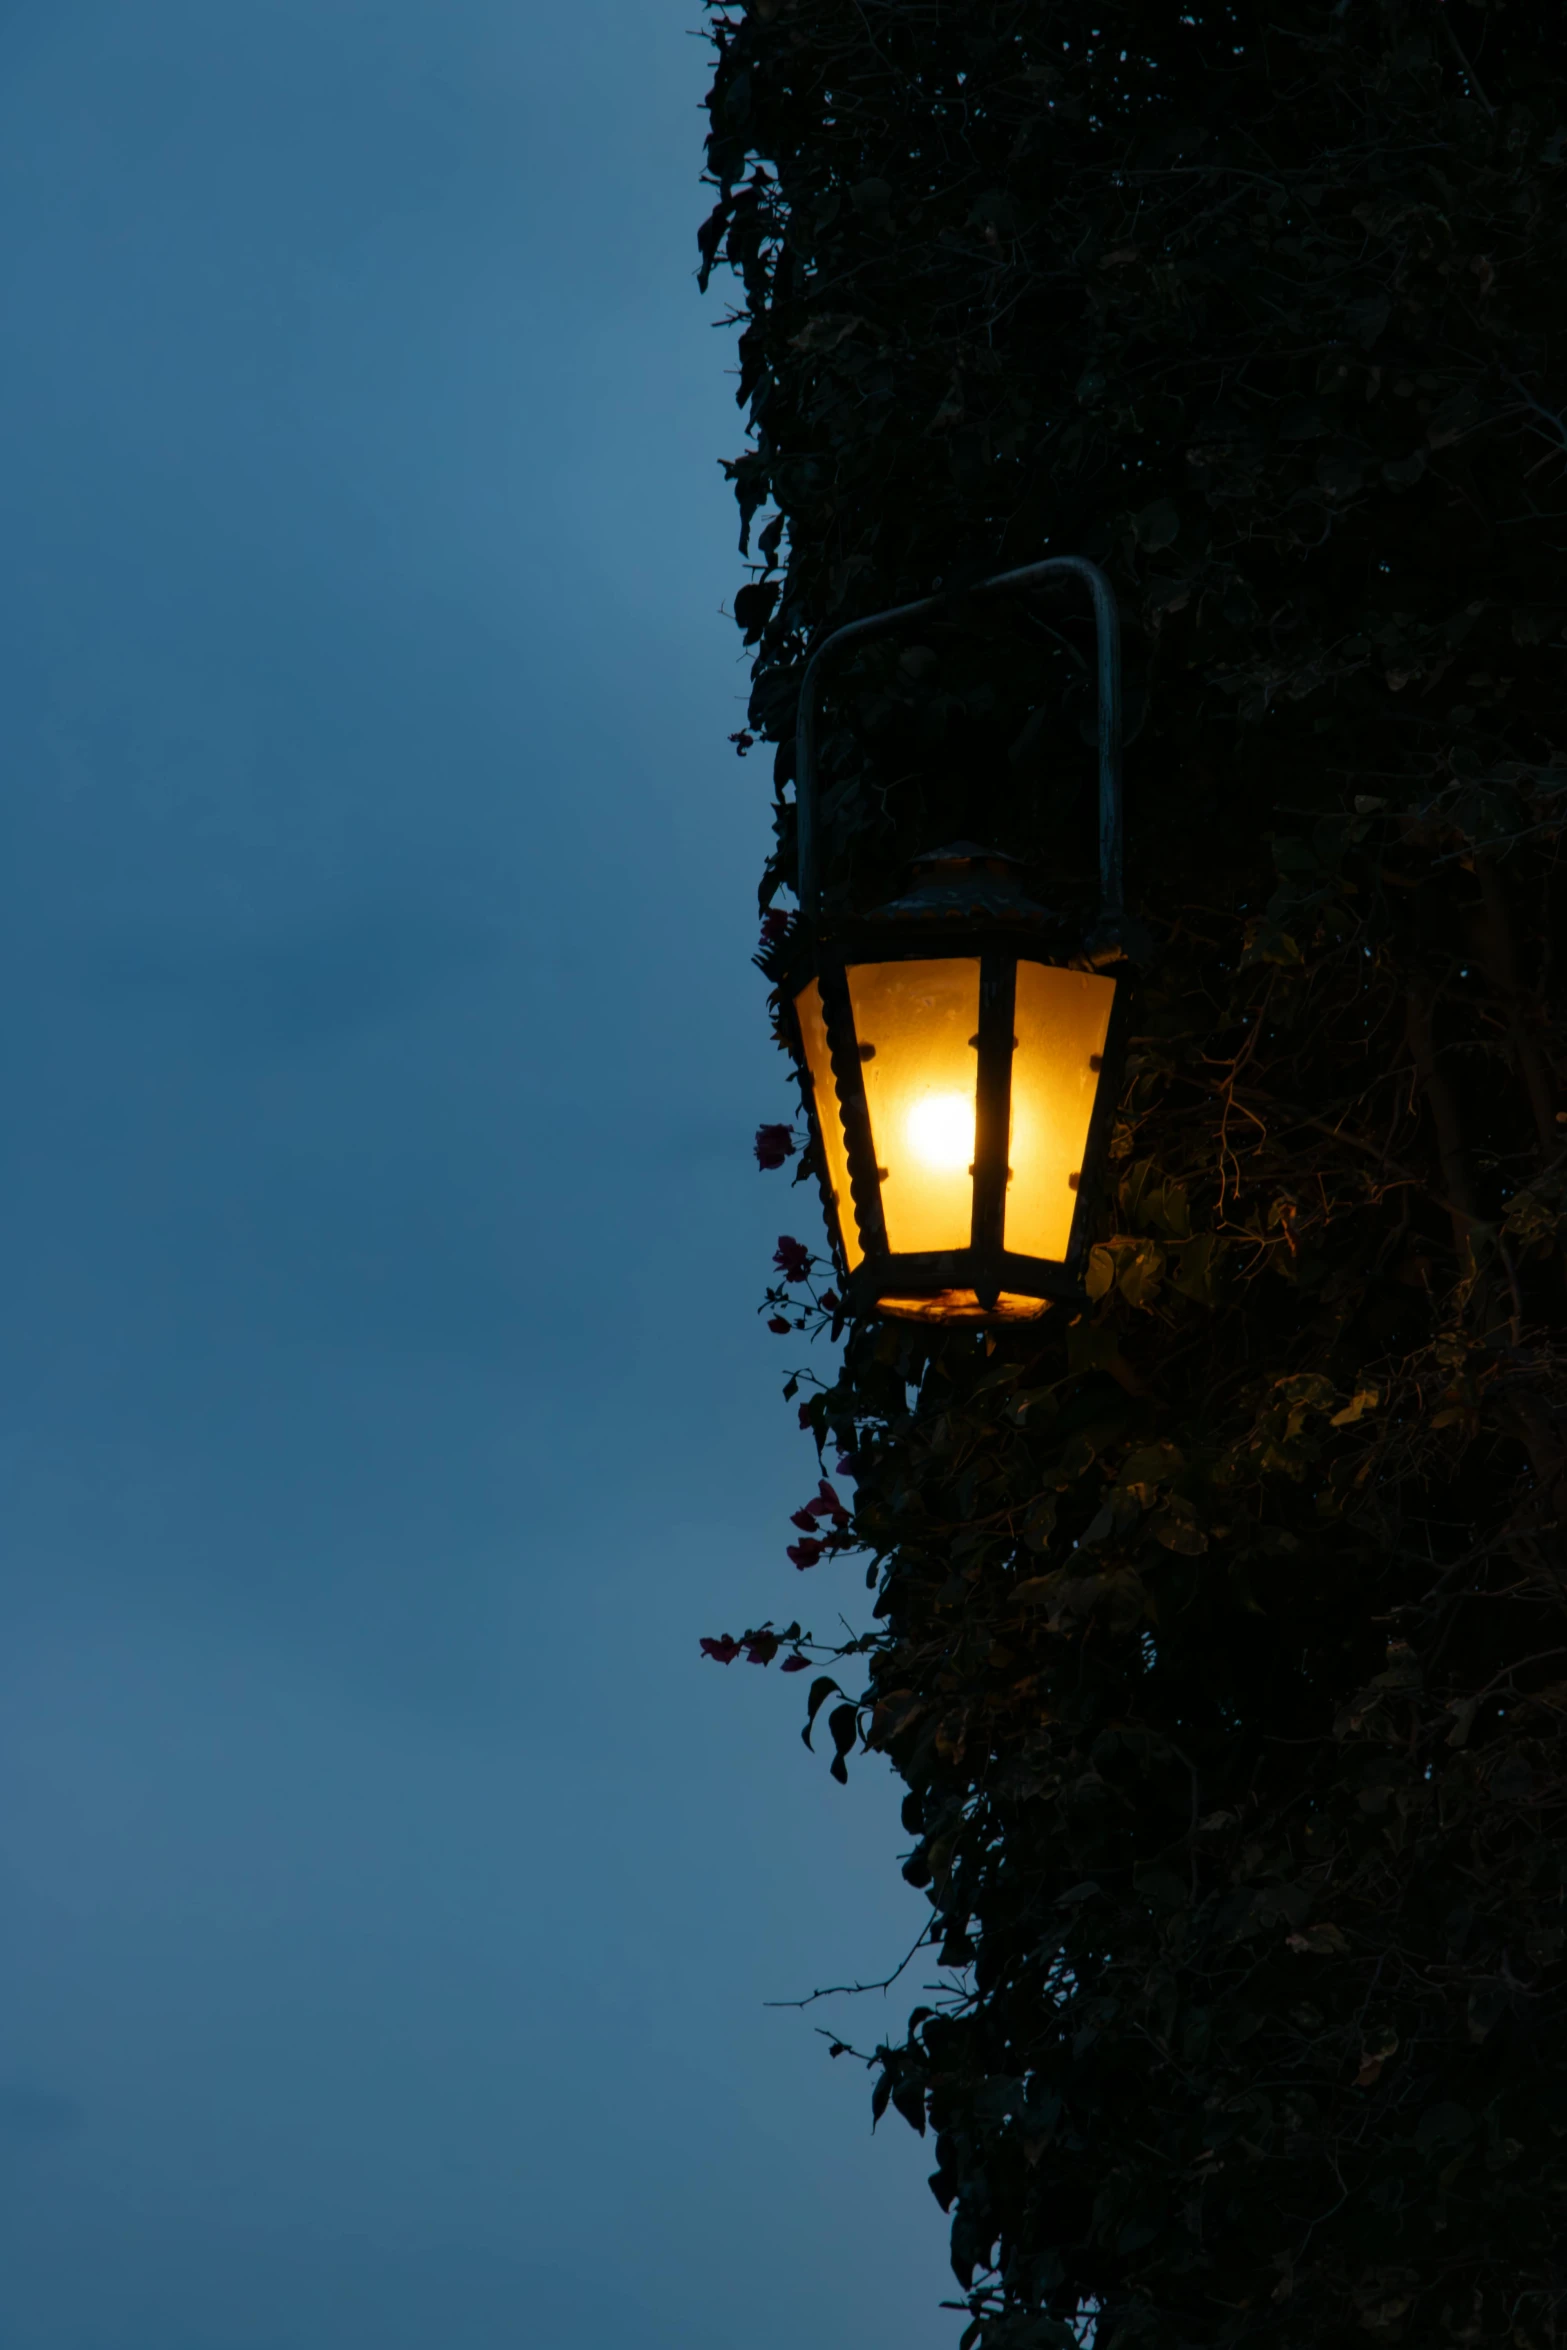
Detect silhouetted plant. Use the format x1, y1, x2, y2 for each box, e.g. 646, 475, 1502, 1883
700, 9, 1567, 2346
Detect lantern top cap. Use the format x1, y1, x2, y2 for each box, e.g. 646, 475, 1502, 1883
868, 841, 1058, 928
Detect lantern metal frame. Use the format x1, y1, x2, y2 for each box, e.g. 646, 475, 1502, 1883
783, 557, 1132, 1324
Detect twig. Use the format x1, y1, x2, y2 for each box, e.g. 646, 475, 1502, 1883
765, 1919, 933, 2008
1437, 6, 1496, 118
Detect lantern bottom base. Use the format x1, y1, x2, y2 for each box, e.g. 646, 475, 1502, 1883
876, 1289, 1053, 1326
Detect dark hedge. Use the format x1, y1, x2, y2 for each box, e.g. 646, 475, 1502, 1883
698, 7, 1567, 2348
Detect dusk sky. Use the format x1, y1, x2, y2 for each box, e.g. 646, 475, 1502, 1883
0, 3, 955, 2342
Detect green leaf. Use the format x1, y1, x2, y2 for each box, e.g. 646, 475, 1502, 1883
1116, 1238, 1166, 1308
1085, 1244, 1116, 1300
1119, 1159, 1191, 1239
1173, 1233, 1226, 1306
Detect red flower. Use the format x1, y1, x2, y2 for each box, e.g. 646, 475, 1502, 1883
773, 1234, 812, 1284
834, 1454, 856, 1477
780, 1652, 811, 1673
767, 1316, 793, 1335
805, 1479, 848, 1526
797, 1402, 815, 1430
754, 1123, 796, 1170
760, 910, 790, 945
790, 1507, 818, 1531
787, 1537, 824, 1570
700, 1634, 742, 1663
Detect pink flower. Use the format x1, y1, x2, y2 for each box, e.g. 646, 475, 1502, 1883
754, 1123, 796, 1170
700, 1634, 742, 1664
780, 1652, 810, 1673
773, 1235, 812, 1284
805, 1480, 849, 1527
787, 1537, 824, 1571
767, 1316, 793, 1335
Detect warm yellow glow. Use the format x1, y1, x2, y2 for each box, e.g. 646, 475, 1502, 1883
846, 958, 981, 1256
906, 1090, 975, 1173
794, 978, 863, 1269
878, 1289, 1051, 1325
1005, 962, 1116, 1263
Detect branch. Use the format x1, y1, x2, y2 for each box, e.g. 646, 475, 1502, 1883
764, 1919, 934, 2009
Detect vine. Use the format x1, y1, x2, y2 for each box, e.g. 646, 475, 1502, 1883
699, 7, 1567, 2346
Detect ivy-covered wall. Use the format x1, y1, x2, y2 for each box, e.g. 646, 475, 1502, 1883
698, 8, 1567, 2347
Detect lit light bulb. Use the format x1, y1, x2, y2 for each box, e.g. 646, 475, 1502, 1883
906, 1091, 975, 1172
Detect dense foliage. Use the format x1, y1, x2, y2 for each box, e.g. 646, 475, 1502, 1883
698, 7, 1567, 2347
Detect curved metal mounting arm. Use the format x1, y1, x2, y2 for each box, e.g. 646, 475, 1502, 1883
793, 555, 1123, 930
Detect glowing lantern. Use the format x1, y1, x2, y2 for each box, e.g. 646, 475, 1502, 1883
780, 558, 1134, 1325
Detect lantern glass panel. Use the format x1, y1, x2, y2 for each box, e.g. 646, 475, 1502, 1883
880, 1290, 1050, 1324
846, 957, 981, 1257
794, 977, 863, 1269
1005, 963, 1117, 1262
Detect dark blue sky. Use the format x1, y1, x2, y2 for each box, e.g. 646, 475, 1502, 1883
0, 4, 954, 2342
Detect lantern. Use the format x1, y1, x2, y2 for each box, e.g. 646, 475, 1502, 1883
781, 557, 1135, 1326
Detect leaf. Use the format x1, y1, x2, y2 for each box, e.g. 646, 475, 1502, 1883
1116, 1238, 1166, 1308
1150, 1508, 1209, 1555
1329, 1387, 1379, 1426
1240, 919, 1304, 967
1347, 293, 1390, 347
1022, 1494, 1058, 1551
1119, 1159, 1191, 1238
733, 580, 780, 644
1287, 1923, 1349, 1954
788, 311, 865, 352
1466, 1982, 1508, 2043
1317, 450, 1367, 500
1085, 1244, 1116, 1300
1133, 496, 1180, 551
1427, 385, 1482, 448
1277, 400, 1324, 441
1503, 1189, 1559, 1244
1119, 1442, 1183, 1489
1082, 1489, 1141, 1546
1173, 1233, 1226, 1306
827, 1702, 859, 1783
801, 1676, 842, 1748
